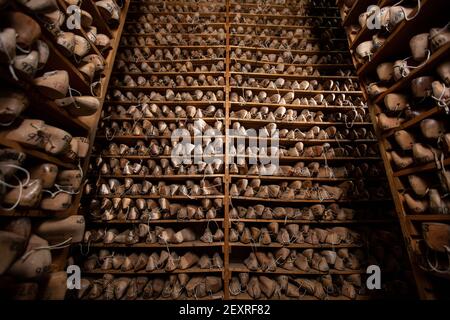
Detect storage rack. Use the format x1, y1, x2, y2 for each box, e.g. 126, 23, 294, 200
0, 0, 130, 298
337, 0, 450, 299
73, 0, 414, 300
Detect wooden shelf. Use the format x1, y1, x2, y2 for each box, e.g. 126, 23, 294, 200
230, 292, 369, 300
89, 219, 224, 224
229, 118, 372, 127
230, 101, 367, 111
230, 46, 350, 55
229, 242, 363, 249
229, 263, 364, 275
231, 58, 355, 69
407, 214, 450, 222
230, 87, 363, 96
88, 241, 224, 248
83, 267, 223, 275
91, 174, 224, 180
229, 23, 342, 30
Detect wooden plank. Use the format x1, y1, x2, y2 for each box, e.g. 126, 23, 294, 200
229, 263, 364, 275
374, 42, 450, 105
393, 158, 450, 177
88, 241, 224, 248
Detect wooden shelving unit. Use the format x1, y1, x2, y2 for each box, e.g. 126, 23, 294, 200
0, 0, 130, 299
69, 0, 416, 301
338, 0, 450, 299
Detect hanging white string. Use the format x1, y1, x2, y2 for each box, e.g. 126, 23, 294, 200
22, 237, 73, 260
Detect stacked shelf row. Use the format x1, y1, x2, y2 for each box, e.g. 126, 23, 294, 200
338, 0, 450, 299
0, 0, 130, 299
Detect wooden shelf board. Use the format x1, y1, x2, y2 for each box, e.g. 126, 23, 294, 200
229, 263, 364, 275
83, 267, 223, 275
231, 196, 391, 203
89, 219, 224, 224
393, 157, 450, 177
229, 242, 362, 248
230, 218, 395, 224
88, 241, 224, 248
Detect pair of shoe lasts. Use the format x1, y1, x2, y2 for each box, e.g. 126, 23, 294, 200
409, 26, 450, 63
3, 168, 82, 210
394, 121, 449, 151
229, 222, 359, 245
2, 215, 83, 278
355, 33, 387, 62
405, 171, 450, 214
117, 74, 226, 88
230, 203, 355, 221
85, 250, 223, 273
388, 143, 444, 170
8, 39, 50, 81
244, 248, 361, 272
6, 119, 73, 156
97, 178, 222, 197
108, 104, 225, 119
404, 189, 450, 215
55, 31, 91, 60
96, 0, 120, 24
422, 222, 450, 257
77, 54, 106, 83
